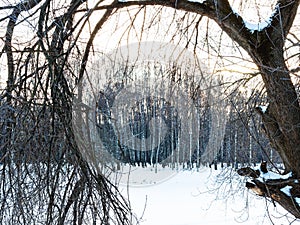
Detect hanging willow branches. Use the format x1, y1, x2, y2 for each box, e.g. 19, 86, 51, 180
0, 0, 135, 224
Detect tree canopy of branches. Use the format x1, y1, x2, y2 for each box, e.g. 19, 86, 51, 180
1, 0, 300, 223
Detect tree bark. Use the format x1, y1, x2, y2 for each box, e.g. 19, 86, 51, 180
247, 0, 300, 176
255, 50, 300, 176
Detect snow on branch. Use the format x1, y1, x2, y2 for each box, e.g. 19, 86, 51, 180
188, 0, 206, 3
231, 6, 274, 33
238, 162, 300, 218
256, 104, 269, 114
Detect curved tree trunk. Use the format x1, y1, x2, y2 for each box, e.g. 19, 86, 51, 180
254, 49, 300, 176
112, 0, 300, 219
242, 41, 300, 219
100, 0, 300, 176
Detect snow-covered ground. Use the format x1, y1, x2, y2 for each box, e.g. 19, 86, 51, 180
118, 166, 300, 225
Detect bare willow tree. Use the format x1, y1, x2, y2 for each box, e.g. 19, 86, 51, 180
2, 0, 300, 223
0, 1, 133, 224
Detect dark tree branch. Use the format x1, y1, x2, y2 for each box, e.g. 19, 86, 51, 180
112, 0, 299, 55
238, 162, 300, 218
78, 4, 116, 82
4, 0, 42, 102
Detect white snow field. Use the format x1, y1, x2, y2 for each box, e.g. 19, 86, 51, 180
118, 166, 300, 225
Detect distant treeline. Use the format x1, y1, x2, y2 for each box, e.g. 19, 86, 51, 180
92, 79, 280, 169
0, 74, 280, 170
